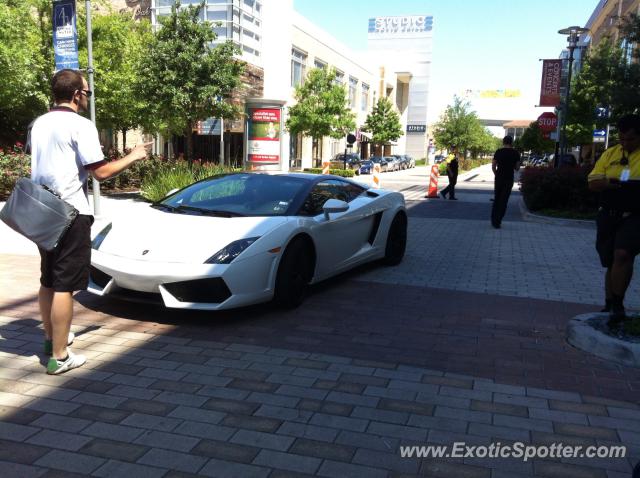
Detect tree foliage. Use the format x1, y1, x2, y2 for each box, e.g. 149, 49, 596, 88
286, 67, 356, 149
567, 16, 640, 145
0, 1, 51, 144
516, 122, 555, 154
362, 97, 403, 149
137, 1, 244, 160
433, 96, 497, 157
78, 11, 152, 138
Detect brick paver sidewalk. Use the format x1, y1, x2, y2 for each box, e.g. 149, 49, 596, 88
1, 166, 639, 477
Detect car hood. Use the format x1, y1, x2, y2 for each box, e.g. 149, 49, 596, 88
96, 207, 290, 263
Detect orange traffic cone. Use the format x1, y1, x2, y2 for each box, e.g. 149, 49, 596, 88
372, 163, 381, 188
322, 161, 330, 175
426, 165, 439, 198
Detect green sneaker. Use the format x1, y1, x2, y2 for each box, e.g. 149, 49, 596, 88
46, 350, 86, 375
44, 331, 75, 355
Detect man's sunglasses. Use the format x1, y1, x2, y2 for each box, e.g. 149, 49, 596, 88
78, 89, 92, 98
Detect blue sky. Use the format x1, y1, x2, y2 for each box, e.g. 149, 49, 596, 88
293, 0, 597, 122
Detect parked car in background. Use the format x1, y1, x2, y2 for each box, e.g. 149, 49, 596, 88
359, 160, 374, 175
370, 156, 389, 172
393, 155, 408, 170
434, 154, 446, 164
406, 155, 416, 168
330, 153, 362, 172
384, 156, 400, 172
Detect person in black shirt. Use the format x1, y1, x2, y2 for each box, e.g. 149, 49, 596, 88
491, 136, 520, 229
440, 147, 459, 200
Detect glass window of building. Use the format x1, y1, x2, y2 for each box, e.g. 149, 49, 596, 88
291, 47, 307, 86
334, 69, 344, 85
154, 0, 262, 64
361, 83, 369, 111
349, 77, 358, 108
314, 58, 327, 70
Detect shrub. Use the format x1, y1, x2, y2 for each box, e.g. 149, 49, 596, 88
519, 165, 598, 212
140, 159, 235, 202
0, 146, 30, 200
303, 168, 355, 178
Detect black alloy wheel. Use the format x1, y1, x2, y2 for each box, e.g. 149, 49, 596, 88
274, 238, 314, 308
383, 212, 407, 266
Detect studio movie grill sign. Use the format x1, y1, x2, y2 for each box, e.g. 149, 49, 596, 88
369, 15, 433, 34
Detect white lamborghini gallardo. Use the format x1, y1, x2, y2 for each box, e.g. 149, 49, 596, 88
88, 173, 407, 310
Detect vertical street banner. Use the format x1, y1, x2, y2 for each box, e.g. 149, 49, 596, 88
247, 108, 281, 163
53, 0, 79, 71
539, 59, 562, 107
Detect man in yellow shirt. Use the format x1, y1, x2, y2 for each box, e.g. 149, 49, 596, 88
588, 114, 640, 326
439, 147, 459, 200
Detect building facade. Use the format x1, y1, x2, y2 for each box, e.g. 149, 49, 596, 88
584, 0, 640, 49
148, 1, 429, 170
366, 15, 433, 159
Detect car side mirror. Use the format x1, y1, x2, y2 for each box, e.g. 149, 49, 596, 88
323, 199, 349, 220
165, 188, 179, 197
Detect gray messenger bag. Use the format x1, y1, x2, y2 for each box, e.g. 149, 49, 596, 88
0, 177, 78, 251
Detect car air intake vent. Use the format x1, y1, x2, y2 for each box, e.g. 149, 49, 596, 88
366, 190, 379, 197
163, 277, 232, 303
368, 212, 384, 244
90, 266, 112, 288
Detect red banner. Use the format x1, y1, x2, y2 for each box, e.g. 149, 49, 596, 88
539, 59, 562, 107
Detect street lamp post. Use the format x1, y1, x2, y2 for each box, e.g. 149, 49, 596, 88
557, 26, 588, 163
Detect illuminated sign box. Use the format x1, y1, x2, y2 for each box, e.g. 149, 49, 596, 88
407, 124, 426, 133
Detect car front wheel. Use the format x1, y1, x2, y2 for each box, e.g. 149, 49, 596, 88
383, 212, 407, 266
274, 238, 314, 308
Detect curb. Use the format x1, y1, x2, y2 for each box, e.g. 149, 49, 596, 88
518, 198, 595, 229
567, 312, 640, 368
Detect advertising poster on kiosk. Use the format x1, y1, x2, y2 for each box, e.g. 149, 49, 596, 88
247, 108, 281, 164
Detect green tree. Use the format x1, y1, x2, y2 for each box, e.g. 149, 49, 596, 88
0, 1, 51, 144
518, 121, 555, 154
137, 1, 244, 161
361, 97, 403, 154
567, 40, 622, 145
78, 11, 152, 147
432, 96, 485, 156
286, 67, 356, 164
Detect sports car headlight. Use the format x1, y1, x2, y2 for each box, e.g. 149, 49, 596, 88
91, 224, 112, 250
205, 237, 260, 264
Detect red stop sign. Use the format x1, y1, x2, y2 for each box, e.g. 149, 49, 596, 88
537, 112, 558, 132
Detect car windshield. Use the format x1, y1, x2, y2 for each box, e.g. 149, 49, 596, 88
371, 157, 384, 163
160, 173, 310, 217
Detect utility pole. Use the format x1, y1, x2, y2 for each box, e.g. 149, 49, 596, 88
86, 0, 101, 216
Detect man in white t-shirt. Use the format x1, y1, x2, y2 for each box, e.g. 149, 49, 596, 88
31, 69, 152, 374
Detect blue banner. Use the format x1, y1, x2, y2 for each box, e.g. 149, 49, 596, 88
53, 0, 79, 71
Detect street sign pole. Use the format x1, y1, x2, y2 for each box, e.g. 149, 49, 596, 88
85, 0, 101, 216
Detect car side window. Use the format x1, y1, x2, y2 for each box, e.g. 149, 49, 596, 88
299, 180, 364, 216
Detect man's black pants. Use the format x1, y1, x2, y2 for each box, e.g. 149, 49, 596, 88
441, 173, 458, 199
491, 178, 513, 227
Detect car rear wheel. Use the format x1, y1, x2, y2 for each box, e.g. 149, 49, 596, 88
383, 212, 407, 266
274, 238, 314, 308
